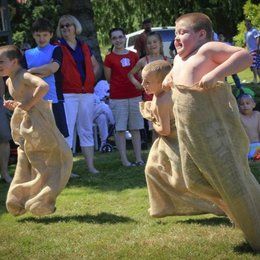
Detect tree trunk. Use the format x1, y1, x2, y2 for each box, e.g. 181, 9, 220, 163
61, 0, 103, 79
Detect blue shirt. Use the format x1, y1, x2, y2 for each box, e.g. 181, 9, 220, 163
23, 44, 63, 103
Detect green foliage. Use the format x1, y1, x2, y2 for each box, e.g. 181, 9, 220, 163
9, 0, 62, 46
92, 0, 247, 45
233, 0, 260, 46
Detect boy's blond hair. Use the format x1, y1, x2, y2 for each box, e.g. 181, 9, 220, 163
0, 45, 23, 63
143, 60, 172, 83
176, 12, 213, 41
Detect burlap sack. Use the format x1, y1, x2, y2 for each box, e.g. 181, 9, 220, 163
172, 81, 260, 251
6, 101, 73, 216
140, 101, 223, 218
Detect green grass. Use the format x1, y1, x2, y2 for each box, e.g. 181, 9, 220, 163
0, 68, 260, 259
0, 149, 259, 259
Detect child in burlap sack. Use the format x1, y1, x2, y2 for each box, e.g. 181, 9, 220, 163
140, 60, 222, 218
0, 45, 72, 216
163, 12, 260, 251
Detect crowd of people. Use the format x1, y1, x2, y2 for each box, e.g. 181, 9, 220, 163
0, 12, 259, 251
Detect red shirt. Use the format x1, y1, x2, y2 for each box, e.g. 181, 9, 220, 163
104, 51, 142, 99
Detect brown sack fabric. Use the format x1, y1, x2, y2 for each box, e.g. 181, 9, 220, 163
140, 101, 223, 218
172, 81, 260, 251
6, 101, 73, 216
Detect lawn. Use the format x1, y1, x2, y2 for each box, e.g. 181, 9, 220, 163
0, 69, 260, 260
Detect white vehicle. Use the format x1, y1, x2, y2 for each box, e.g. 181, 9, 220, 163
126, 26, 175, 58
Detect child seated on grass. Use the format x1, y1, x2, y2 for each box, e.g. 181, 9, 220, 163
238, 93, 260, 159
1, 45, 72, 216
163, 12, 260, 251
140, 60, 222, 218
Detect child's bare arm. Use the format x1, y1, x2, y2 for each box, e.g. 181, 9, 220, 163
153, 96, 171, 136
27, 62, 60, 78
162, 69, 174, 91
199, 42, 252, 89
104, 66, 111, 83
128, 59, 143, 90
19, 72, 49, 111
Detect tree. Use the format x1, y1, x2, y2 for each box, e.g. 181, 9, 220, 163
60, 0, 103, 65
233, 0, 260, 46
91, 0, 247, 45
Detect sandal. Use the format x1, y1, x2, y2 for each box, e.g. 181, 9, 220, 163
135, 161, 145, 166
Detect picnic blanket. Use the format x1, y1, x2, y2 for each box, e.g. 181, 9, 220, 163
140, 101, 223, 218
6, 100, 73, 216
172, 81, 260, 251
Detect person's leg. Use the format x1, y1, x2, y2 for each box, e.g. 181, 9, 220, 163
77, 94, 98, 173
130, 129, 143, 163
251, 67, 258, 83
231, 74, 242, 89
63, 94, 79, 148
95, 113, 108, 147
0, 141, 12, 183
115, 131, 132, 166
128, 96, 144, 164
110, 99, 130, 166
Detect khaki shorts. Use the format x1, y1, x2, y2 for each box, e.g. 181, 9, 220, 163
110, 96, 144, 131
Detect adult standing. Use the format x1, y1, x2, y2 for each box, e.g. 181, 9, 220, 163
104, 28, 144, 167
245, 19, 260, 84
56, 15, 100, 174
134, 18, 152, 58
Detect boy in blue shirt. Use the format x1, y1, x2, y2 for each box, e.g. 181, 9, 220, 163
23, 18, 68, 137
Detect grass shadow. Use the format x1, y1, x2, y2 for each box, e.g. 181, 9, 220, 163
18, 212, 135, 225
177, 216, 232, 227
233, 242, 259, 255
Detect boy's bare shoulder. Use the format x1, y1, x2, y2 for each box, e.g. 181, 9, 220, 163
156, 91, 172, 105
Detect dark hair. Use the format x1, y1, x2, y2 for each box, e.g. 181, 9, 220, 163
32, 18, 53, 33
0, 45, 23, 64
109, 27, 125, 38
142, 18, 151, 25
176, 12, 213, 41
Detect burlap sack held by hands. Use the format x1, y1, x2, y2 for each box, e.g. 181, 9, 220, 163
140, 101, 223, 218
6, 101, 73, 216
172, 81, 260, 251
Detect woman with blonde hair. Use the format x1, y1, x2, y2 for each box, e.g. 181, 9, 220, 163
56, 15, 100, 174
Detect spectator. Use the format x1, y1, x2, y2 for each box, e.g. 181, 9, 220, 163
0, 77, 12, 183
245, 19, 260, 84
93, 99, 114, 151
128, 31, 171, 143
104, 28, 144, 167
238, 93, 260, 159
134, 18, 152, 58
23, 18, 69, 138
56, 15, 100, 174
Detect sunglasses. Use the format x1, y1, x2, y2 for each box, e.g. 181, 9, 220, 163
60, 23, 73, 29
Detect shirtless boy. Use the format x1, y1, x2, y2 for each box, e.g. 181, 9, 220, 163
0, 45, 72, 216
163, 13, 260, 251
